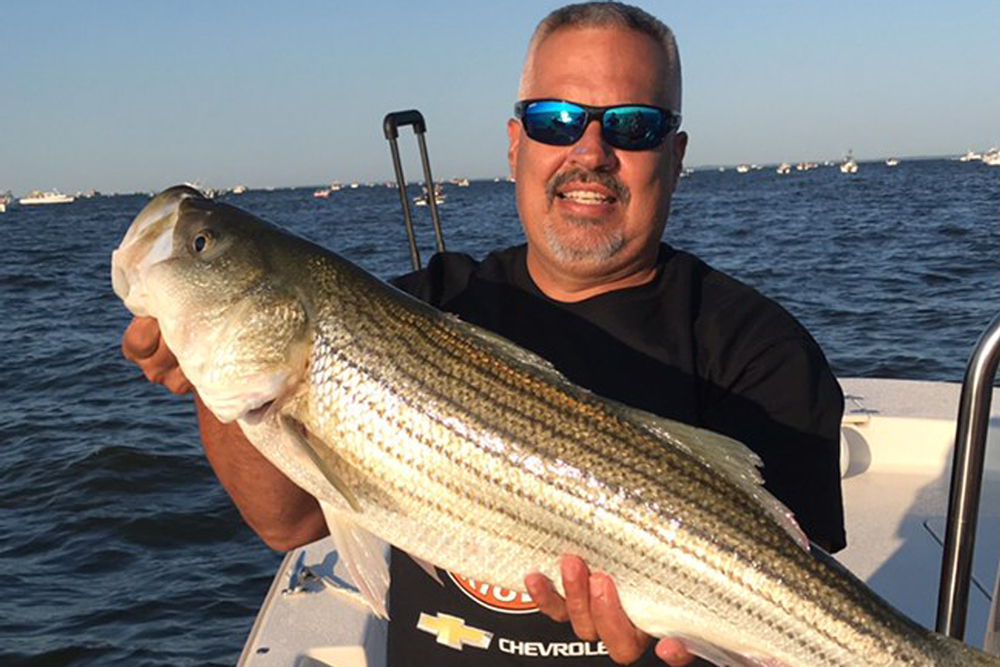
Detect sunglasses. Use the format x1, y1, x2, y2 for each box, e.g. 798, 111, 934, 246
514, 99, 681, 151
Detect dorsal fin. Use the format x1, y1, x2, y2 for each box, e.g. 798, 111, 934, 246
445, 313, 809, 550
626, 408, 810, 551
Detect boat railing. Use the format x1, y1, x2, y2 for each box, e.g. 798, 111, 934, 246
383, 109, 446, 271
937, 310, 1000, 643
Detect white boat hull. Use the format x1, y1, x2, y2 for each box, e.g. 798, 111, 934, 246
19, 193, 75, 205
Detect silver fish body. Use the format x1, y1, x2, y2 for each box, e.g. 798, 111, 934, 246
112, 186, 996, 667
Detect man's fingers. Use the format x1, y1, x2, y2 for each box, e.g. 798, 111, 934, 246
561, 555, 598, 641
524, 573, 569, 622
163, 368, 193, 395
655, 638, 695, 667
140, 342, 179, 381
122, 316, 192, 394
589, 572, 650, 664
122, 316, 161, 361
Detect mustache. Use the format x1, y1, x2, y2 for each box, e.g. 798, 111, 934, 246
546, 169, 631, 205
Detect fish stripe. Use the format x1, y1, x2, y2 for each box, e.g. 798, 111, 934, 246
307, 336, 865, 661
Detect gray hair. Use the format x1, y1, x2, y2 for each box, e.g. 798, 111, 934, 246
518, 2, 682, 110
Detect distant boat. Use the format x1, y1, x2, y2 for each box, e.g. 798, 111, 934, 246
231, 185, 248, 195
0, 192, 11, 213
414, 185, 445, 206
796, 162, 818, 172
885, 158, 900, 167
19, 190, 75, 205
736, 164, 750, 174
776, 162, 791, 175
982, 148, 1000, 166
840, 152, 859, 174
181, 181, 221, 198
313, 188, 330, 199
959, 150, 982, 162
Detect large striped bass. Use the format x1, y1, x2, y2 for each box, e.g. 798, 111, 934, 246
111, 185, 996, 667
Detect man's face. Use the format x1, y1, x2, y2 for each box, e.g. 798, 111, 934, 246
508, 26, 687, 288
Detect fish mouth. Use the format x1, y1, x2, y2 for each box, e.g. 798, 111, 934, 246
111, 185, 203, 315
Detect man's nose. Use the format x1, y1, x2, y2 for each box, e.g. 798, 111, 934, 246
567, 121, 619, 170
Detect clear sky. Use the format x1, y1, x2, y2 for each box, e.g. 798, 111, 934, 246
2, 1, 997, 195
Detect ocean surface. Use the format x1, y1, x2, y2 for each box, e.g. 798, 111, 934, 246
2, 158, 998, 666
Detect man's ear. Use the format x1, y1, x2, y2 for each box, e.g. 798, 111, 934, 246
670, 131, 689, 184
507, 118, 521, 178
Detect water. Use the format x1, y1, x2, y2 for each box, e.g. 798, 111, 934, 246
2, 159, 997, 666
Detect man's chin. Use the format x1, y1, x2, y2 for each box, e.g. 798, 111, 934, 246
543, 226, 626, 266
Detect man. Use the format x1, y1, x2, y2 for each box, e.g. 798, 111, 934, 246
123, 3, 845, 666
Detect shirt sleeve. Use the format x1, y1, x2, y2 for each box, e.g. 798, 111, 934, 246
389, 251, 478, 306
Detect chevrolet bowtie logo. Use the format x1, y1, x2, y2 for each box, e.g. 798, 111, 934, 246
417, 612, 494, 651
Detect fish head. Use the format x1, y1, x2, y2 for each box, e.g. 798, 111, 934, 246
112, 185, 312, 423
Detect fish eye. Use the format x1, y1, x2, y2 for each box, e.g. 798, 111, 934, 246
191, 230, 215, 254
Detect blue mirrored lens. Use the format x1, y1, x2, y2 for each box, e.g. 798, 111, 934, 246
522, 101, 587, 146
603, 106, 669, 150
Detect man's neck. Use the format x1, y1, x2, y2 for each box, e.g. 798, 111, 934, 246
525, 248, 660, 303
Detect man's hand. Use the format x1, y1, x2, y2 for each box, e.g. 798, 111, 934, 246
122, 316, 192, 394
525, 555, 694, 666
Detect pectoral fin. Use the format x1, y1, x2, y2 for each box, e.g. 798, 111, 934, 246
280, 415, 362, 512
318, 500, 390, 619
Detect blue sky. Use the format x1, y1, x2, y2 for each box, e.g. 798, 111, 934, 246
2, 1, 997, 194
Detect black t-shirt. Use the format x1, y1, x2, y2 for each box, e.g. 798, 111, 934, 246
385, 243, 845, 666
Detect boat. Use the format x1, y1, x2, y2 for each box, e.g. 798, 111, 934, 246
736, 164, 750, 174
886, 157, 900, 167
414, 184, 445, 206
982, 149, 1000, 167
0, 192, 11, 212
235, 372, 1000, 666
180, 181, 222, 198
18, 190, 75, 205
776, 162, 791, 175
960, 150, 983, 162
840, 152, 859, 174
313, 188, 331, 199
232, 185, 248, 195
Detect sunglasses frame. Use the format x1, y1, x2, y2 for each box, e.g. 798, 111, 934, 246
514, 99, 681, 151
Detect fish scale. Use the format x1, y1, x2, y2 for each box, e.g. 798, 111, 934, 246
111, 185, 999, 667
